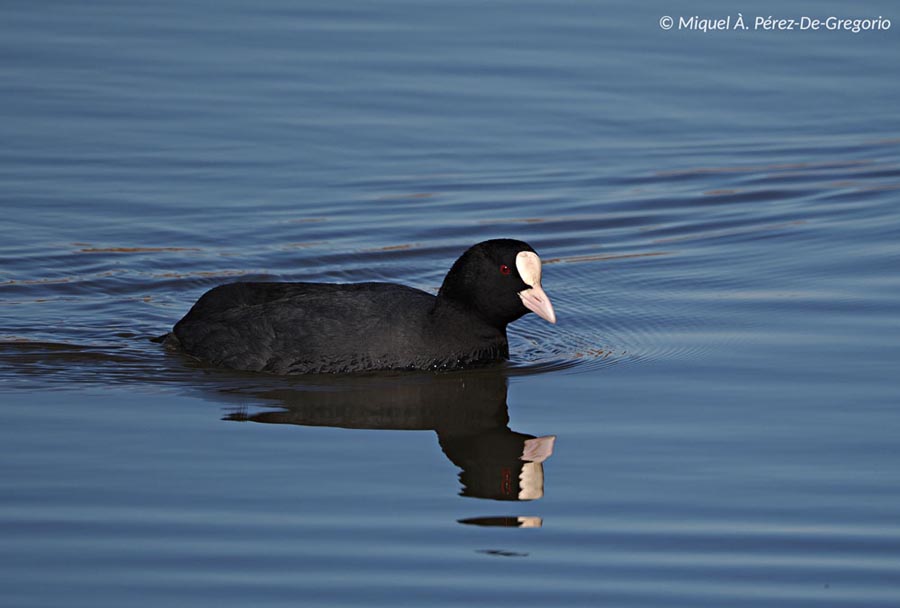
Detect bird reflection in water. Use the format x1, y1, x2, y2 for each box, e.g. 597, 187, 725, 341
222, 368, 554, 526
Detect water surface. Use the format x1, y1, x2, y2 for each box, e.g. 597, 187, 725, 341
2, 0, 900, 606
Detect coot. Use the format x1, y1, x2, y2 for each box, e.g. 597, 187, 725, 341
162, 239, 556, 374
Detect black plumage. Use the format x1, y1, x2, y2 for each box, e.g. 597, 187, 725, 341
163, 239, 556, 374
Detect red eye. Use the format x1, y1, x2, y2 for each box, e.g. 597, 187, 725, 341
499, 264, 511, 275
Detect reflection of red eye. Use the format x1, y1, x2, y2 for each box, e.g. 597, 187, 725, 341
499, 264, 511, 275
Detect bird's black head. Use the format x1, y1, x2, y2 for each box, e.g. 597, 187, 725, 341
438, 239, 556, 329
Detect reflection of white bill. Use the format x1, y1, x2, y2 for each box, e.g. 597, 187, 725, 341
517, 516, 543, 528
522, 435, 556, 463
519, 435, 556, 500
519, 462, 545, 500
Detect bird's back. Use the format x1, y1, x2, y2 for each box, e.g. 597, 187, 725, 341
173, 281, 439, 373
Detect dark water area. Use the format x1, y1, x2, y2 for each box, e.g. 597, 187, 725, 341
2, 0, 900, 606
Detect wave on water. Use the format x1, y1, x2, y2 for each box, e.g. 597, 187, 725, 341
3, 137, 899, 388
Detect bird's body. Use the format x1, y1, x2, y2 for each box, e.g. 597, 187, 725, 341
164, 239, 555, 374
168, 281, 507, 373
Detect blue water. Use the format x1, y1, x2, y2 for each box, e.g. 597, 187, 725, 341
2, 1, 900, 606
